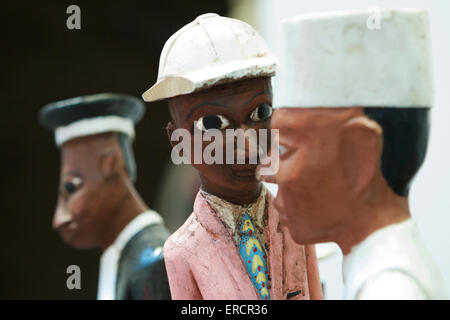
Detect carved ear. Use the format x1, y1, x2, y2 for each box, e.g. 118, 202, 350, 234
340, 116, 383, 194
166, 121, 177, 149
98, 150, 119, 180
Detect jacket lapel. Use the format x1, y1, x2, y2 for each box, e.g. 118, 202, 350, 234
193, 191, 260, 299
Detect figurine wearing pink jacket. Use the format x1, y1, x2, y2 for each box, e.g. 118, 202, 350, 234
163, 188, 322, 300
142, 13, 323, 300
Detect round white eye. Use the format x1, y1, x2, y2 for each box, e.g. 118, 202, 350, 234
195, 115, 230, 132
64, 177, 83, 194
250, 103, 273, 122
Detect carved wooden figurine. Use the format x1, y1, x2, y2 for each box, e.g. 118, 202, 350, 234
142, 13, 322, 300
39, 93, 171, 300
259, 9, 447, 299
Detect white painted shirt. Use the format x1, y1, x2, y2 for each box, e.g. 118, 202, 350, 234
343, 218, 447, 300
200, 187, 267, 247
97, 210, 163, 300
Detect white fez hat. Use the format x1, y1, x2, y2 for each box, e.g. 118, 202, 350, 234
142, 13, 277, 102
276, 8, 433, 109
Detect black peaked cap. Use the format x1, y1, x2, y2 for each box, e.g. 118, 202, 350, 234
39, 93, 145, 131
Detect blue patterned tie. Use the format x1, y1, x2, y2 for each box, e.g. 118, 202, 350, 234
238, 213, 270, 300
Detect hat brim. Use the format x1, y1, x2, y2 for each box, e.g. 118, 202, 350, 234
142, 56, 277, 102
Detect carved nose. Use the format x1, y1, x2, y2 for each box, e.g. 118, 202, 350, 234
234, 125, 259, 162
53, 204, 73, 230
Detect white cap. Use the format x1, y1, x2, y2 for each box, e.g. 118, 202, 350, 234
276, 9, 433, 109
54, 116, 135, 147
142, 13, 277, 102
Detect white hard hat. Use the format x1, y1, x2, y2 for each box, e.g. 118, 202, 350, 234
142, 13, 277, 102
276, 9, 433, 109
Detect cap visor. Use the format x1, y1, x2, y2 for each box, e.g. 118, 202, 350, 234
142, 56, 277, 102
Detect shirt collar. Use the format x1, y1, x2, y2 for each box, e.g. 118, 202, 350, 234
110, 209, 163, 253
200, 187, 267, 238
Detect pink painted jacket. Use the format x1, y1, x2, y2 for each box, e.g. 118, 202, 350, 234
163, 190, 323, 300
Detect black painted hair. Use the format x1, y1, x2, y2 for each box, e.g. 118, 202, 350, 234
117, 133, 137, 183
362, 108, 430, 197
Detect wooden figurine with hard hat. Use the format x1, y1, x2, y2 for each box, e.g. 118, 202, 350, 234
39, 93, 171, 300
142, 13, 322, 300
258, 9, 447, 299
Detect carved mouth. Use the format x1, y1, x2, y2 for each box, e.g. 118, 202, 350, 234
58, 221, 79, 240
231, 164, 258, 177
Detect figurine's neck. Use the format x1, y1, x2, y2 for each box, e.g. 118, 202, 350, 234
99, 179, 148, 251
335, 192, 411, 256
199, 175, 262, 206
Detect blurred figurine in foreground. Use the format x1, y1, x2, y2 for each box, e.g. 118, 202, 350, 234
259, 9, 447, 299
142, 13, 322, 300
39, 93, 171, 300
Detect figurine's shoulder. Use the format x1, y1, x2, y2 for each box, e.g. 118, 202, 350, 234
116, 223, 172, 299
134, 222, 170, 247
344, 219, 447, 299
164, 212, 206, 255
119, 223, 169, 273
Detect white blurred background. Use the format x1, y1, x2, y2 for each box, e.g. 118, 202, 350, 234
230, 0, 450, 299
